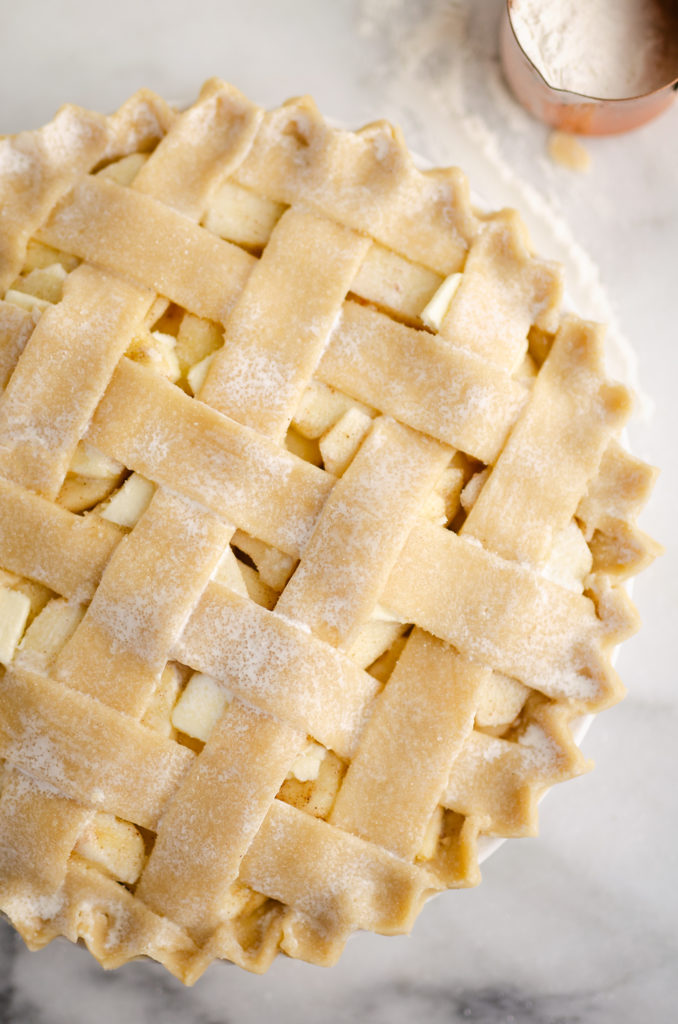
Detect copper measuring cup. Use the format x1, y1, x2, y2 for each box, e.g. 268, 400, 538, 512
500, 0, 678, 134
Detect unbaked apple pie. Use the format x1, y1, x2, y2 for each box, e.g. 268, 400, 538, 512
0, 79, 659, 982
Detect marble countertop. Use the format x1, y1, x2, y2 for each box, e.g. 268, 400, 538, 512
1, 2, 676, 1021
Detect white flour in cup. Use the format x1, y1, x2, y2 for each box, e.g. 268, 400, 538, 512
510, 0, 678, 99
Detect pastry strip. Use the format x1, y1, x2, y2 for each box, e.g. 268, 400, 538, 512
86, 358, 334, 557
0, 767, 87, 897
0, 105, 107, 291
330, 629, 487, 858
133, 78, 262, 219
350, 242, 442, 323
0, 668, 194, 829
382, 521, 619, 709
200, 207, 370, 440
240, 800, 435, 952
0, 301, 35, 391
173, 582, 379, 758
136, 703, 302, 941
55, 489, 232, 715
38, 176, 255, 323
0, 476, 121, 601
0, 265, 153, 497
461, 316, 632, 564
317, 301, 527, 463
440, 211, 562, 370
277, 417, 451, 646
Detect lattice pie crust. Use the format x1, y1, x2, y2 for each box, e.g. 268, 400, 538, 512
0, 80, 660, 982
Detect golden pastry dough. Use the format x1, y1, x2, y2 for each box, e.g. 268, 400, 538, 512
0, 80, 659, 983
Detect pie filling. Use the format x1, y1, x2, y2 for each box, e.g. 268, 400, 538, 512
0, 79, 660, 982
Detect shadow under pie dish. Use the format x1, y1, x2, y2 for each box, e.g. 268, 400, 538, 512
0, 79, 660, 983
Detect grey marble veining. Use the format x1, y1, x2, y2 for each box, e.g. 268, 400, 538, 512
0, 1, 676, 1021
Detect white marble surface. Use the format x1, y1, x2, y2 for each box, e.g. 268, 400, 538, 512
1, 1, 676, 1021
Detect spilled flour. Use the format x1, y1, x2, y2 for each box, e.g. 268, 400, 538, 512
356, 0, 648, 411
